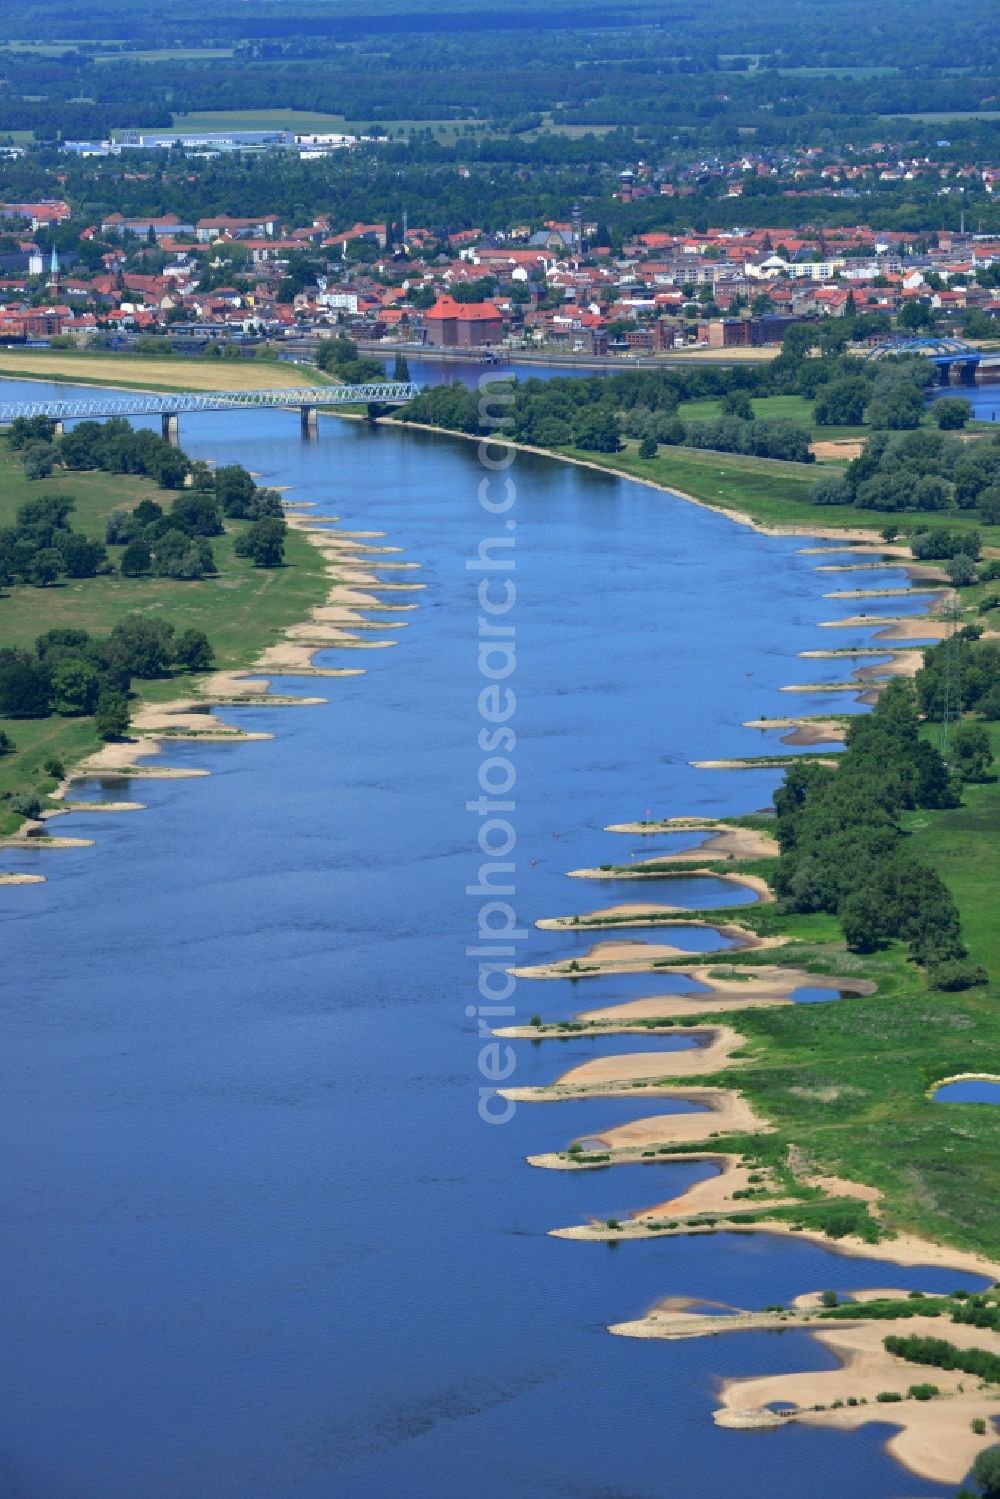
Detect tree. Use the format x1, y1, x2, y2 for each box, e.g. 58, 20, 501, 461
814, 377, 867, 427
94, 689, 130, 741
0, 729, 13, 755
30, 547, 63, 587
49, 657, 101, 716
214, 465, 258, 518
173, 629, 214, 671
719, 389, 753, 420
108, 615, 175, 677
234, 516, 286, 567
0, 653, 50, 717
149, 447, 190, 490
169, 493, 223, 537
951, 723, 994, 782
22, 443, 58, 480
946, 553, 978, 587
898, 300, 933, 332
867, 388, 923, 430
638, 436, 658, 459
970, 1448, 1000, 1499
934, 397, 973, 430
121, 539, 152, 577
573, 406, 622, 453
392, 353, 411, 382
979, 487, 1000, 526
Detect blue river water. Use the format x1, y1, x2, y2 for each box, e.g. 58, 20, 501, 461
0, 377, 982, 1498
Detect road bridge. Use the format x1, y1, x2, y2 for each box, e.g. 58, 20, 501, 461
865, 336, 983, 384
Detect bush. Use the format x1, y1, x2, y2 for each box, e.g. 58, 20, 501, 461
929, 960, 990, 991
10, 793, 41, 820
43, 757, 64, 778
811, 475, 853, 506
0, 730, 13, 755
947, 553, 979, 587
907, 1383, 940, 1400
876, 1391, 902, 1403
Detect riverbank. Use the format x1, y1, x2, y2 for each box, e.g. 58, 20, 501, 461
383, 416, 1000, 542
0, 426, 417, 861
497, 526, 1000, 1485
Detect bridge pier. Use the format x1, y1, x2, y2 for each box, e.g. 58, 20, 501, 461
161, 413, 179, 445
958, 361, 979, 386
300, 404, 318, 438
51, 419, 64, 436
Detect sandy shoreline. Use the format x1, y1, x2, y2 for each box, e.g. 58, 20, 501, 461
2, 490, 419, 873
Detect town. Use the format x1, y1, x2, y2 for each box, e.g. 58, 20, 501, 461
1, 184, 999, 360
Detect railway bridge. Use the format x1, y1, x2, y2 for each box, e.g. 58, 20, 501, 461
0, 382, 419, 442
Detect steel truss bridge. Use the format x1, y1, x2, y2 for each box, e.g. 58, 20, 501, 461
0, 382, 419, 438
864, 336, 982, 383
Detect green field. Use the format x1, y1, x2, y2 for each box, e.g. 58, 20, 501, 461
676, 392, 869, 442
0, 436, 329, 830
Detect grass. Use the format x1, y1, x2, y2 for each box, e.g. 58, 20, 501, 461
676, 393, 868, 442
0, 434, 330, 828
0, 349, 327, 392
554, 437, 1000, 538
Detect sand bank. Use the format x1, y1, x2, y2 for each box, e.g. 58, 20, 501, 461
571, 966, 874, 1024
549, 869, 772, 907
0, 872, 46, 885
744, 717, 847, 746
512, 928, 782, 980
713, 1316, 1000, 1484
585, 1088, 768, 1152
606, 826, 780, 861
546, 1026, 745, 1089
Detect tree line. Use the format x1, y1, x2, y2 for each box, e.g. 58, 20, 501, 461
772, 678, 991, 988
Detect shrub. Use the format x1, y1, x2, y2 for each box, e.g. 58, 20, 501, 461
876, 1391, 902, 1403
43, 757, 64, 778
929, 960, 990, 991
811, 475, 853, 506
946, 553, 978, 587
907, 1383, 940, 1401
10, 793, 41, 820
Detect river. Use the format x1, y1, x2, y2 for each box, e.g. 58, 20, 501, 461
0, 378, 974, 1498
